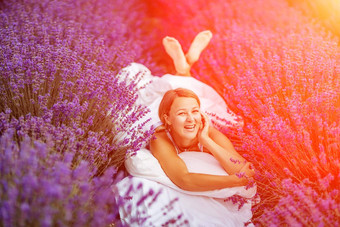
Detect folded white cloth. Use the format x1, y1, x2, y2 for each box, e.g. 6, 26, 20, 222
116, 176, 255, 227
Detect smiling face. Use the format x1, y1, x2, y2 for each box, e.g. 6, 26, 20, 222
164, 97, 202, 143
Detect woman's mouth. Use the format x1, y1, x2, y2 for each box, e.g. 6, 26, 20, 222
184, 124, 196, 131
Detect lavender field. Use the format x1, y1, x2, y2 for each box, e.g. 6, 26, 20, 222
1, 0, 339, 226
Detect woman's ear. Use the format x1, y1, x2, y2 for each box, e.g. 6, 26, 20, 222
163, 114, 171, 125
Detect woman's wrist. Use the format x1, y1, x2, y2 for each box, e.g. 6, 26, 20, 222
237, 174, 249, 186
228, 174, 248, 187
199, 136, 213, 148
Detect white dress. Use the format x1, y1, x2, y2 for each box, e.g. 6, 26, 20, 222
114, 63, 257, 227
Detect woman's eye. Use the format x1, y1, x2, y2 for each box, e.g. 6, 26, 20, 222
192, 110, 199, 113
178, 112, 186, 116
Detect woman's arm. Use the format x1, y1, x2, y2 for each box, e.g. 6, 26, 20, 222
150, 131, 249, 192
198, 113, 253, 175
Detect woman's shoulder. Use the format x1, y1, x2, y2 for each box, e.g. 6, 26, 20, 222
150, 126, 178, 156
151, 125, 170, 143
155, 124, 166, 133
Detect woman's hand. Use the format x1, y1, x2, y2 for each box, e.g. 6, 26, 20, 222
198, 112, 210, 145
239, 162, 255, 178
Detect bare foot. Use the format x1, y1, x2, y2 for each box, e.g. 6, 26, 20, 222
185, 30, 213, 66
163, 36, 190, 76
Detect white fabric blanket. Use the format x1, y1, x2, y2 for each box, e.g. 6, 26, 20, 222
125, 148, 256, 199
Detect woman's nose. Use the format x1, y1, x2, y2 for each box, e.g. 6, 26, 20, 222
186, 113, 194, 121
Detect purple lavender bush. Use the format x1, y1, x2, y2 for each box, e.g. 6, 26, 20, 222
1, 0, 156, 225
287, 0, 340, 38
0, 0, 153, 173
0, 127, 118, 226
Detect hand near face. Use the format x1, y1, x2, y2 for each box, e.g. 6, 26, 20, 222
198, 112, 210, 144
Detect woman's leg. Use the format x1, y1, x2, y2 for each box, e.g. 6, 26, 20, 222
185, 30, 213, 67
162, 31, 213, 76
162, 36, 191, 76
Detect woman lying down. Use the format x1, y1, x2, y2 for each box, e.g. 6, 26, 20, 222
114, 30, 257, 227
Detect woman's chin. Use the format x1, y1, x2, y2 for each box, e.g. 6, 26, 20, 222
182, 131, 198, 140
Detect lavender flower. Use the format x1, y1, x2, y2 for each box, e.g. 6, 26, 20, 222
0, 129, 116, 226
0, 0, 154, 174
1, 0, 159, 226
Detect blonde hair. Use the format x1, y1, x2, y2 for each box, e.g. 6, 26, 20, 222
158, 88, 201, 126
